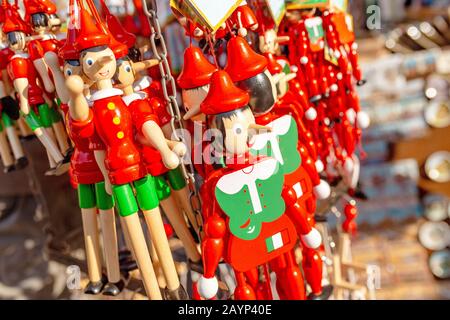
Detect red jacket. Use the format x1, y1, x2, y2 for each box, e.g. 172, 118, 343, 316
64, 105, 104, 185
7, 53, 45, 107
122, 92, 168, 177
71, 89, 147, 185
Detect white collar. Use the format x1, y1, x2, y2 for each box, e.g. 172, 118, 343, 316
133, 76, 152, 91
11, 52, 29, 59
122, 92, 146, 106
90, 88, 123, 102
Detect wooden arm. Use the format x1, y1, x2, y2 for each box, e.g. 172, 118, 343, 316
33, 58, 55, 93
44, 52, 69, 104
66, 75, 90, 122
141, 120, 180, 170
13, 78, 30, 114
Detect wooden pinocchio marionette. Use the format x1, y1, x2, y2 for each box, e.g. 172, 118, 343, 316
101, 4, 202, 268
224, 36, 330, 201
40, 0, 124, 296
23, 0, 71, 158
98, 0, 202, 277
65, 1, 186, 300
3, 0, 69, 175
196, 70, 322, 300
177, 45, 218, 179
0, 4, 27, 173
224, 34, 332, 299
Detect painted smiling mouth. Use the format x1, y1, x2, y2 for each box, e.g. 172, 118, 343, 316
99, 70, 110, 77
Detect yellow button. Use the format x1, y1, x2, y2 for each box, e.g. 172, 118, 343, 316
107, 102, 116, 110
117, 131, 124, 139
113, 117, 120, 125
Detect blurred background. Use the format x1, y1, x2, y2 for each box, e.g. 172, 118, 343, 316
0, 0, 449, 299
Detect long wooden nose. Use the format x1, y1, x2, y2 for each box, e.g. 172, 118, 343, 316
248, 123, 272, 132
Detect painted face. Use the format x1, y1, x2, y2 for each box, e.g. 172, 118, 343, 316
286, 10, 302, 23
212, 107, 255, 156
81, 47, 116, 82
182, 85, 209, 121
114, 59, 135, 89
6, 31, 27, 51
47, 14, 62, 33
63, 62, 82, 79
259, 29, 278, 54
237, 69, 277, 116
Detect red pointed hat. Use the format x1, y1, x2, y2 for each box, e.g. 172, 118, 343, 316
100, 0, 136, 49
133, 0, 151, 37
74, 1, 110, 52
2, 3, 29, 34
24, 0, 57, 21
177, 46, 218, 89
224, 36, 268, 82
0, 6, 5, 24
84, 0, 127, 58
121, 14, 140, 35
201, 70, 250, 116
59, 0, 80, 60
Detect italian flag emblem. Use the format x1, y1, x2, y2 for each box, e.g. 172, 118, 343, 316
266, 229, 291, 253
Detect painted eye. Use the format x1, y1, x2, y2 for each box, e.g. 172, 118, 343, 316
86, 58, 94, 66
65, 69, 72, 76
125, 65, 132, 73
233, 123, 243, 135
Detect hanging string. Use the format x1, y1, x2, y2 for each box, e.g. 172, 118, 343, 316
206, 31, 219, 68
226, 20, 235, 36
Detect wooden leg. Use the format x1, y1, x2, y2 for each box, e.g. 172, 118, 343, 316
0, 130, 14, 167
17, 118, 33, 137
52, 121, 70, 154
172, 187, 200, 233
99, 209, 121, 283
5, 126, 24, 160
80, 208, 102, 283
35, 127, 63, 163
120, 214, 162, 300
46, 127, 57, 168
143, 207, 180, 291
148, 237, 167, 290
160, 196, 201, 263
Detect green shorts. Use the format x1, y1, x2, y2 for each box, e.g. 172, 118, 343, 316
22, 103, 54, 130
166, 166, 186, 191
38, 103, 53, 128
51, 107, 62, 123
78, 182, 114, 210
1, 112, 14, 128
22, 109, 41, 131
112, 175, 160, 217
154, 175, 171, 201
